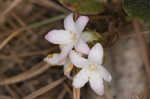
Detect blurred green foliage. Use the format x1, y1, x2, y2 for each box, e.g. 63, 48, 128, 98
59, 0, 104, 15
124, 0, 150, 24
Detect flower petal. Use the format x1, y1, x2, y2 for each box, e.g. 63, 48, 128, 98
88, 43, 104, 65
64, 13, 77, 33
76, 16, 89, 33
73, 69, 89, 88
45, 30, 72, 44
59, 44, 73, 63
99, 65, 112, 82
44, 54, 65, 65
75, 39, 90, 55
69, 51, 89, 68
64, 59, 71, 73
89, 74, 104, 96
64, 59, 72, 79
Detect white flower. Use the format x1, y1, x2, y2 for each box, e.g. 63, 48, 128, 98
45, 13, 90, 63
44, 53, 72, 78
44, 54, 65, 65
70, 43, 112, 96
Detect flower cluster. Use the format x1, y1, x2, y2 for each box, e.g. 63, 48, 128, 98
44, 13, 112, 95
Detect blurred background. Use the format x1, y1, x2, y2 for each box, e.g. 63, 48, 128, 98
0, 0, 150, 99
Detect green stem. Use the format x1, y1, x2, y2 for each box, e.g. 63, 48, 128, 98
28, 14, 66, 29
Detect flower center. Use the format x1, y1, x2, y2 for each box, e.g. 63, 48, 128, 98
72, 34, 77, 41
47, 54, 53, 58
89, 64, 97, 71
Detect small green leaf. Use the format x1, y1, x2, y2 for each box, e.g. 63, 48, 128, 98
82, 30, 102, 42
59, 0, 104, 15
82, 30, 119, 48
124, 0, 150, 24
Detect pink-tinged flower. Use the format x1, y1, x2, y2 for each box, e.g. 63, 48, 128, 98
70, 43, 112, 96
45, 13, 90, 63
44, 54, 72, 78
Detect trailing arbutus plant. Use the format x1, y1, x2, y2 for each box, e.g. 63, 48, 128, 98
44, 0, 150, 98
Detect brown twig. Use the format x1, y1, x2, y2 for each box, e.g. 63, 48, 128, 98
5, 85, 20, 99
0, 96, 12, 99
0, 0, 22, 22
57, 89, 66, 99
121, 30, 150, 38
0, 47, 56, 61
8, 47, 26, 71
132, 19, 150, 84
23, 78, 65, 99
0, 14, 66, 50
18, 47, 57, 57
64, 83, 73, 97
11, 13, 38, 49
73, 88, 80, 99
11, 13, 33, 34
7, 46, 36, 93
30, 0, 69, 13
0, 29, 22, 50
26, 10, 47, 22
0, 63, 51, 85
12, 85, 26, 97
7, 17, 37, 50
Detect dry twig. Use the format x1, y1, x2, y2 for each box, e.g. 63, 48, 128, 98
23, 78, 65, 99
0, 14, 66, 50
5, 85, 20, 99
31, 0, 69, 13
0, 0, 22, 22
0, 96, 12, 99
57, 89, 66, 99
121, 30, 150, 38
133, 19, 150, 84
0, 63, 51, 85
73, 88, 80, 99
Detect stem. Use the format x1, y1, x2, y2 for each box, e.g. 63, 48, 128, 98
132, 19, 150, 84
28, 14, 66, 29
73, 87, 80, 99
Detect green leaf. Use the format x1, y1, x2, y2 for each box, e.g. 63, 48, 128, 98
82, 30, 102, 42
59, 0, 104, 15
124, 0, 150, 24
82, 30, 105, 47
82, 30, 119, 48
